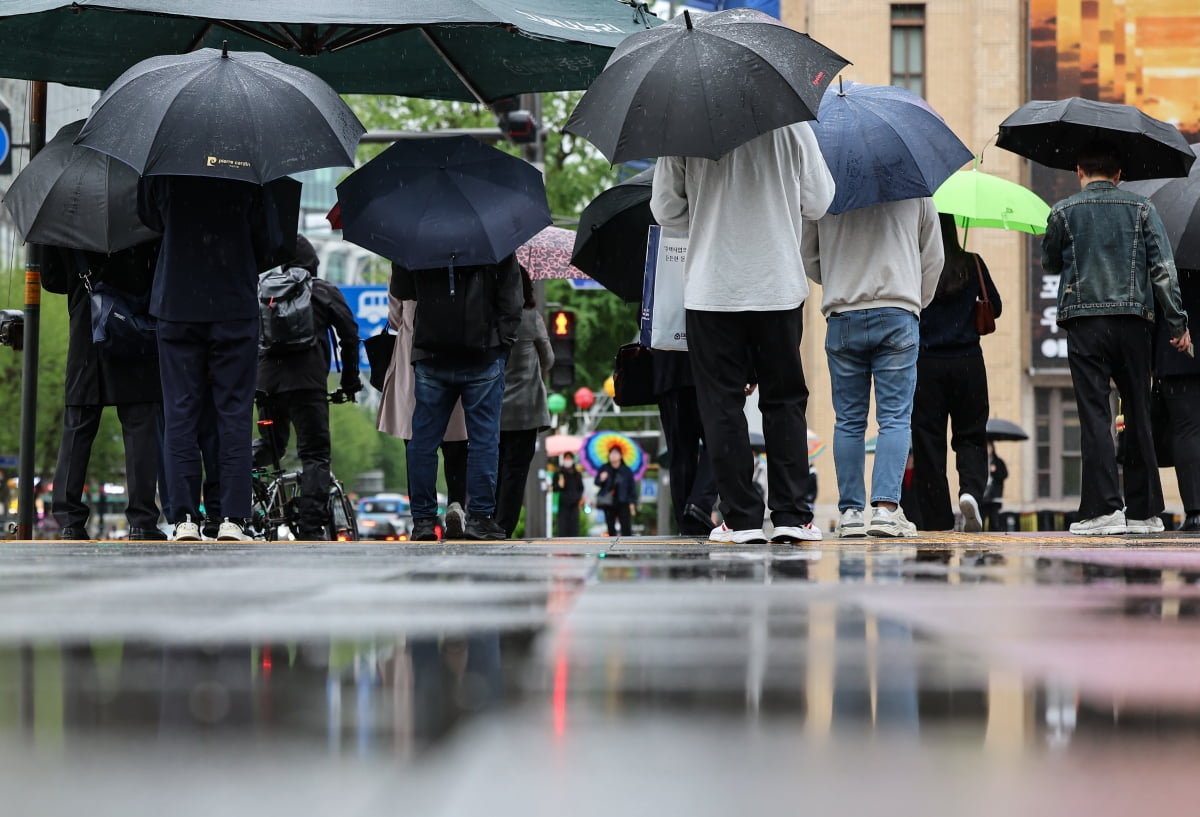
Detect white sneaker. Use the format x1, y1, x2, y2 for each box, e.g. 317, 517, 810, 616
835, 508, 867, 538
1125, 515, 1165, 534
708, 523, 768, 544
444, 502, 466, 539
867, 506, 918, 538
959, 493, 983, 532
1069, 509, 1126, 536
770, 523, 823, 543
172, 515, 201, 542
216, 518, 254, 542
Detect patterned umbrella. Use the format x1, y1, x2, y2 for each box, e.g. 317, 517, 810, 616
517, 226, 592, 280
581, 430, 646, 479
807, 429, 826, 459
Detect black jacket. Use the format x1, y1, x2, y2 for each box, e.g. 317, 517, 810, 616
137, 176, 280, 323
257, 239, 361, 395
1156, 268, 1200, 378
555, 466, 584, 502
594, 462, 637, 505
42, 243, 163, 407
390, 255, 523, 365
919, 252, 1003, 358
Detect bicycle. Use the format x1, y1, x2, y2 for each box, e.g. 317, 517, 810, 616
250, 389, 360, 542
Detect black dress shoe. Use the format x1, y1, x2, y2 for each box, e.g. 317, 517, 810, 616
1179, 513, 1200, 532
681, 503, 714, 535
464, 514, 507, 541
128, 527, 168, 541
59, 526, 89, 540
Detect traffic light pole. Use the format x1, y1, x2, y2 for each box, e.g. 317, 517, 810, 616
16, 81, 46, 541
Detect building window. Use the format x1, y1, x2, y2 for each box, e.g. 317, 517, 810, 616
1035, 388, 1082, 501
891, 4, 925, 97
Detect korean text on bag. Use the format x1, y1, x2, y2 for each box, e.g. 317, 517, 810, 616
640, 226, 688, 351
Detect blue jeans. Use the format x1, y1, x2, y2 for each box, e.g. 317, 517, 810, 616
825, 308, 919, 510
408, 353, 506, 519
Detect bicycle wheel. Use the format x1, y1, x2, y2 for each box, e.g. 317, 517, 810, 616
328, 478, 358, 541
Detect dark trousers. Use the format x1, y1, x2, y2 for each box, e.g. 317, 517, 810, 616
556, 496, 581, 537
604, 503, 632, 536
441, 439, 468, 507
911, 355, 989, 530
1162, 376, 1200, 514
1065, 316, 1162, 519
686, 306, 811, 530
158, 318, 258, 522
253, 389, 331, 535
658, 386, 717, 533
495, 428, 537, 537
53, 402, 162, 531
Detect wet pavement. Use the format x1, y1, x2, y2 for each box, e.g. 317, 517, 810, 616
2, 533, 1199, 816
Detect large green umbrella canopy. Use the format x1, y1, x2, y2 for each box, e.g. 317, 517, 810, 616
0, 0, 659, 99
933, 168, 1051, 235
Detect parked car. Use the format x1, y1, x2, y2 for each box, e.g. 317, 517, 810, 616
357, 494, 411, 541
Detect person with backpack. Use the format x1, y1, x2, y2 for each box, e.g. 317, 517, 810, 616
255, 235, 361, 540
390, 255, 523, 541
910, 213, 1003, 532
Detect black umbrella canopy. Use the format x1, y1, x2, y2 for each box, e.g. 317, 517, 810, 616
997, 98, 1195, 182
2, 119, 158, 253
986, 418, 1028, 442
76, 47, 364, 184
571, 168, 654, 302
564, 8, 849, 163
0, 0, 659, 100
1121, 144, 1200, 269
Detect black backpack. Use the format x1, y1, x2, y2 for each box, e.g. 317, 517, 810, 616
258, 266, 317, 355
411, 265, 499, 354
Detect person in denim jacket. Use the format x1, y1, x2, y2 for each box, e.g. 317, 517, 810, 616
1042, 140, 1191, 536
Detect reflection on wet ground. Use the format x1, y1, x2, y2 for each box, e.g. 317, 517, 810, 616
2, 536, 1199, 815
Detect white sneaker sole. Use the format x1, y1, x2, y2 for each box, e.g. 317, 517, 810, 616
836, 527, 868, 539
867, 525, 918, 538
959, 495, 983, 532
770, 527, 822, 543
1069, 525, 1127, 536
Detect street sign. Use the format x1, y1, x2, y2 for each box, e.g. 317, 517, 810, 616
336, 285, 389, 372
0, 106, 10, 175
0, 455, 16, 468
569, 279, 605, 290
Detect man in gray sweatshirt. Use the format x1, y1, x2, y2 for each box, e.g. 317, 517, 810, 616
652, 122, 835, 544
802, 197, 944, 537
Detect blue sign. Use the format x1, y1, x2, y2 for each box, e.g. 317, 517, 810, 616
0, 119, 9, 170
337, 285, 389, 371
0, 455, 16, 468
569, 279, 606, 291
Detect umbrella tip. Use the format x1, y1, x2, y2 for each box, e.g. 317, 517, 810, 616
683, 9, 693, 29
221, 40, 229, 58
837, 76, 845, 96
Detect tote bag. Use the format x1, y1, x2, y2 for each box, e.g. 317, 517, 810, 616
639, 226, 688, 351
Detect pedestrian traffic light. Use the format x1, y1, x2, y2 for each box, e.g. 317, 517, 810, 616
547, 309, 576, 389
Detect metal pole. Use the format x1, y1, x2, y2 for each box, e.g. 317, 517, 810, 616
16, 81, 46, 541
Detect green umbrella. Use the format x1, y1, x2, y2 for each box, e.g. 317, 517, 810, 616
933, 168, 1051, 238
0, 0, 659, 100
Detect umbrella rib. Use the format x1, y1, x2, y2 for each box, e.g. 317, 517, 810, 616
419, 27, 489, 105
210, 19, 294, 51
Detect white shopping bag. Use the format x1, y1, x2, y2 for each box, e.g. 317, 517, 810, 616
638, 226, 688, 351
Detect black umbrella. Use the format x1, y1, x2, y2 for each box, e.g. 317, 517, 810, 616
336, 135, 551, 269
564, 8, 849, 163
571, 168, 654, 302
1121, 144, 1200, 269
986, 418, 1028, 442
76, 46, 363, 184
2, 119, 157, 253
996, 98, 1194, 182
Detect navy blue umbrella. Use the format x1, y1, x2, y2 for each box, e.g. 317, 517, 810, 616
336, 135, 551, 270
809, 81, 973, 215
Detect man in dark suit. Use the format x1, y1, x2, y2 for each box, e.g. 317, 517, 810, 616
43, 242, 166, 540
139, 176, 280, 542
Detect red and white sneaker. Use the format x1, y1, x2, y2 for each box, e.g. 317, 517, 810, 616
770, 523, 823, 543
708, 523, 768, 544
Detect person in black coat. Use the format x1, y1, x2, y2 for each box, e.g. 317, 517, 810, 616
1156, 267, 1200, 531
911, 214, 1003, 531
253, 235, 361, 540
554, 452, 584, 537
653, 349, 717, 535
138, 176, 280, 542
594, 445, 637, 536
42, 242, 165, 540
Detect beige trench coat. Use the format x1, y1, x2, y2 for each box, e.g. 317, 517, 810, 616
376, 295, 468, 441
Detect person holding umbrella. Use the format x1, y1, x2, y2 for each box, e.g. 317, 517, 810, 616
910, 213, 1003, 532
1040, 141, 1190, 535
